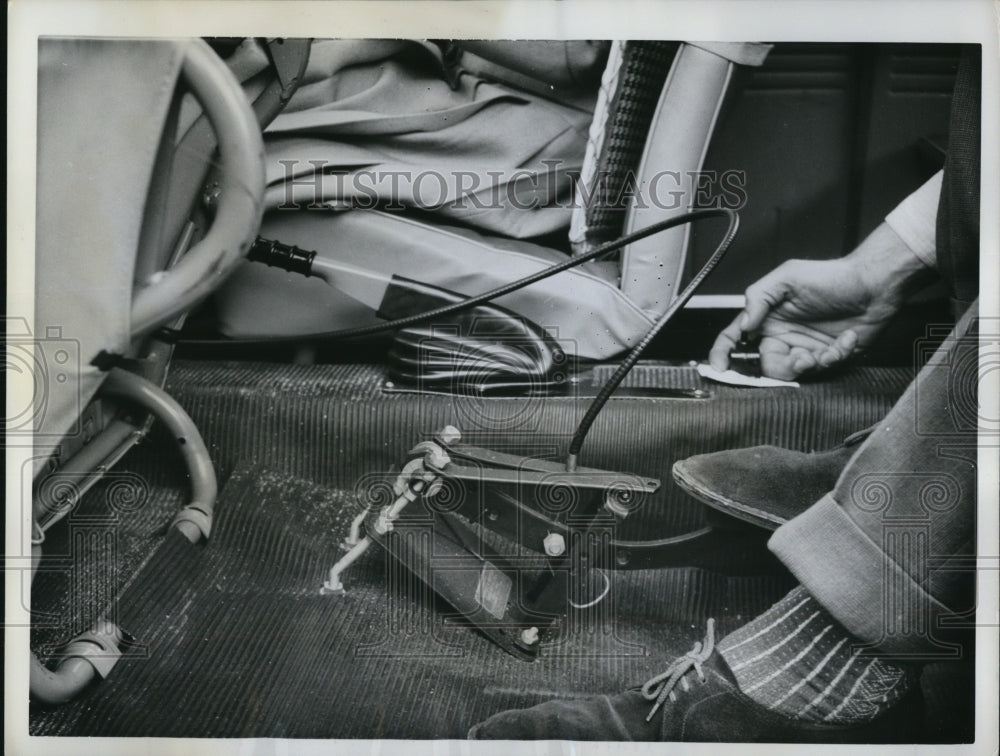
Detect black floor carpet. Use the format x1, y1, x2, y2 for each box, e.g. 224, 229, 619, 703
31, 465, 798, 738
27, 360, 974, 740
154, 360, 916, 547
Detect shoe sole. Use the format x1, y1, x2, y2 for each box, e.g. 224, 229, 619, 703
672, 460, 786, 531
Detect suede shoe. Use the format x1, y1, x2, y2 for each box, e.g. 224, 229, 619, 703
672, 428, 872, 531
468, 620, 922, 742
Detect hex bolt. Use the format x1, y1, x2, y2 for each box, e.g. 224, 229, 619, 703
520, 627, 540, 646
543, 532, 566, 557
604, 488, 634, 518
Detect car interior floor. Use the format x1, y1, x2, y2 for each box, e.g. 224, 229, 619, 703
28, 359, 974, 741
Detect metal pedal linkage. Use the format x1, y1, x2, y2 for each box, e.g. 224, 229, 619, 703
321, 424, 660, 660
320, 451, 442, 594
296, 208, 739, 659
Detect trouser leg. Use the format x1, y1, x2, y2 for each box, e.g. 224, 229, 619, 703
769, 301, 980, 658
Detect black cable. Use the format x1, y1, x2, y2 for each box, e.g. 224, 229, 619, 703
565, 208, 739, 467
180, 208, 736, 346
185, 208, 739, 466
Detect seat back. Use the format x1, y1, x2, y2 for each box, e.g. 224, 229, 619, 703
34, 38, 188, 471
571, 41, 772, 316
212, 40, 771, 361
31, 38, 301, 525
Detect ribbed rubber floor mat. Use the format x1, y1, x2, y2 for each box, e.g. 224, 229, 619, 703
158, 360, 913, 545
30, 466, 797, 738
28, 360, 971, 740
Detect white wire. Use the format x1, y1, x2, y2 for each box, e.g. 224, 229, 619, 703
568, 567, 611, 609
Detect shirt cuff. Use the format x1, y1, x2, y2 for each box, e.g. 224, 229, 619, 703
884, 170, 943, 269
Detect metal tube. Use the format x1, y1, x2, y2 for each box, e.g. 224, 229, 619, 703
34, 419, 147, 530
324, 485, 423, 594
100, 367, 217, 542
345, 509, 368, 546
29, 654, 98, 706
29, 548, 123, 705
30, 619, 124, 705
130, 38, 265, 339
322, 536, 372, 594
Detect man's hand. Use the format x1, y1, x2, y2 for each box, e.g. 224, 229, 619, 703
709, 223, 935, 380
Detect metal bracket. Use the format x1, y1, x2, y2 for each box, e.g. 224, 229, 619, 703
365, 505, 557, 660
60, 621, 123, 679
381, 368, 713, 400
172, 505, 213, 541
357, 426, 677, 660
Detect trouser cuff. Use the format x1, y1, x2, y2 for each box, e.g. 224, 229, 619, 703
769, 494, 960, 658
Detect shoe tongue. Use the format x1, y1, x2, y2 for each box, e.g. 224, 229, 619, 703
706, 647, 741, 686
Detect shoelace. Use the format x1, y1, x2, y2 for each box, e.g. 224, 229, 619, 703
640, 618, 716, 722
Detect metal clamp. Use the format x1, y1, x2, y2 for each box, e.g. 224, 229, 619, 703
172, 505, 213, 541
60, 620, 124, 679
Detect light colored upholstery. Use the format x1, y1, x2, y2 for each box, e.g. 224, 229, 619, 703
217, 209, 655, 359
215, 40, 772, 358
621, 42, 771, 315
34, 39, 184, 473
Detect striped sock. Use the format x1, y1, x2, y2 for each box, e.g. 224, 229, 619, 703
718, 586, 915, 725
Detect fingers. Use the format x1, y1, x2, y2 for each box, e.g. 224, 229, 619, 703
709, 269, 789, 371
715, 329, 813, 380
758, 330, 858, 380
708, 314, 743, 371
758, 338, 799, 381
759, 342, 819, 381
740, 288, 773, 335
817, 329, 858, 368
707, 263, 862, 379
789, 346, 818, 375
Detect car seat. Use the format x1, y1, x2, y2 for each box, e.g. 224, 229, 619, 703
28, 36, 309, 704
211, 40, 772, 361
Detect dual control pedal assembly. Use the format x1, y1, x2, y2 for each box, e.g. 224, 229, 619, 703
323, 425, 659, 660
289, 207, 742, 659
